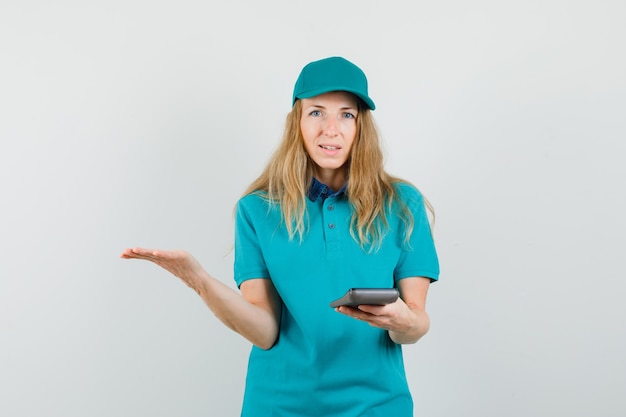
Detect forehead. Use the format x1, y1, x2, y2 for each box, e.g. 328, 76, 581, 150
301, 91, 359, 108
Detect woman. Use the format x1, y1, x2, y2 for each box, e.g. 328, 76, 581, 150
121, 56, 439, 416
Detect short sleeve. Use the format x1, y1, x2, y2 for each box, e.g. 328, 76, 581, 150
234, 195, 271, 287
393, 184, 440, 282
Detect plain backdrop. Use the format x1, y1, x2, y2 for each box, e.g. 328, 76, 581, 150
1, 1, 625, 416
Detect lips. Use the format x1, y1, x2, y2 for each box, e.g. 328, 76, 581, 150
318, 144, 342, 157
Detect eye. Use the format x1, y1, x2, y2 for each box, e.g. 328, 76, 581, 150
309, 110, 322, 117
342, 112, 356, 119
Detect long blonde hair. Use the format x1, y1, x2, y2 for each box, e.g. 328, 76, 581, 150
242, 98, 432, 250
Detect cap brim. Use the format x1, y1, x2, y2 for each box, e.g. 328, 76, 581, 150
296, 87, 376, 110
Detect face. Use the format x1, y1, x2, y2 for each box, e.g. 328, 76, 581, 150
300, 91, 359, 186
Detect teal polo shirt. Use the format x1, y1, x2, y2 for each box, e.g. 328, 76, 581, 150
234, 180, 439, 417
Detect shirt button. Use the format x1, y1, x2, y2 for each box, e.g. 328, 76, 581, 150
328, 223, 335, 229
327, 205, 335, 211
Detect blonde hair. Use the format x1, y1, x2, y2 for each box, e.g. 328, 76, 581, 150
242, 99, 432, 250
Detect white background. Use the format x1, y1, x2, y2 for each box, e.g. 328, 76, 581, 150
1, 1, 625, 416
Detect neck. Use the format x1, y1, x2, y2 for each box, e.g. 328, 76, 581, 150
313, 168, 347, 192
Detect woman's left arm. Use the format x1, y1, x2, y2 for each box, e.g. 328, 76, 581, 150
335, 277, 431, 344
388, 277, 431, 344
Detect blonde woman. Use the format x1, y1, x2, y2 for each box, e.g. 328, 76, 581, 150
122, 56, 439, 417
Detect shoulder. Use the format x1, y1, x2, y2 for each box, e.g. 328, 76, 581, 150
392, 180, 424, 204
237, 191, 270, 211
236, 192, 280, 223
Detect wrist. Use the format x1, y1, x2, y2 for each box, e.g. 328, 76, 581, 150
388, 309, 430, 344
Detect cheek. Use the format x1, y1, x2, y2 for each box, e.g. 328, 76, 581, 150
300, 128, 315, 154
344, 140, 355, 155
340, 119, 357, 137
343, 126, 357, 150
300, 119, 317, 136
300, 122, 319, 145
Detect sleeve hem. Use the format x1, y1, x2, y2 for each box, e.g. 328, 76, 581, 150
395, 271, 440, 282
235, 274, 271, 288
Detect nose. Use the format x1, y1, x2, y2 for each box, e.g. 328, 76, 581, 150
323, 116, 338, 136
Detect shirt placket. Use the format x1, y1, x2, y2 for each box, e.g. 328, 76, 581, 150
323, 197, 342, 260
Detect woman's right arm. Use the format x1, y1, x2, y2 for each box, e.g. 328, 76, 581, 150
120, 248, 281, 350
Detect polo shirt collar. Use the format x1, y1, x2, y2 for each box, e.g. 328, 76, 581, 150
307, 177, 347, 202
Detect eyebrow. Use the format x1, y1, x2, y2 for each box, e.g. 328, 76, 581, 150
305, 104, 358, 111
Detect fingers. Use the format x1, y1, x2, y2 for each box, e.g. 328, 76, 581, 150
335, 304, 399, 330
120, 248, 138, 258
355, 304, 387, 315
120, 247, 161, 260
336, 306, 377, 321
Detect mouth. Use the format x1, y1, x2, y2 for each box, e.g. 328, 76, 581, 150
320, 145, 341, 150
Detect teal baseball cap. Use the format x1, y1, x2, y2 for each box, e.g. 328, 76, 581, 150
292, 56, 376, 110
